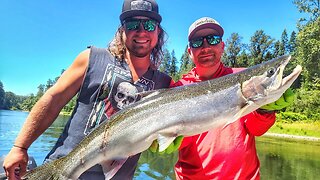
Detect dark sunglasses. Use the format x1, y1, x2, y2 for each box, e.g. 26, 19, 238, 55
123, 18, 158, 32
189, 35, 222, 48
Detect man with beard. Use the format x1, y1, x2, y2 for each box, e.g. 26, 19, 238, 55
3, 0, 174, 179
173, 17, 294, 179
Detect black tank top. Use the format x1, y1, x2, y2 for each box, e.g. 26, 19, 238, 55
45, 46, 172, 179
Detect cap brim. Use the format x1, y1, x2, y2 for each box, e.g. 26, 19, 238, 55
188, 23, 224, 40
120, 10, 162, 23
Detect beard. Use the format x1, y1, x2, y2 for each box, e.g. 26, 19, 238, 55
130, 44, 153, 57
196, 50, 220, 68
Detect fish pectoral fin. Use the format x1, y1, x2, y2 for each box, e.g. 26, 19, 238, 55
100, 158, 127, 180
234, 103, 251, 120
229, 101, 259, 127
157, 134, 176, 152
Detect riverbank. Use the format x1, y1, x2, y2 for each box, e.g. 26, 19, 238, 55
269, 120, 320, 138
262, 120, 320, 142
264, 132, 320, 141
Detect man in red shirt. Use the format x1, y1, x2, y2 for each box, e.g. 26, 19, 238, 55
173, 17, 293, 180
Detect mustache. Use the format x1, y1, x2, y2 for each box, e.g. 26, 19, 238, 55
199, 49, 215, 56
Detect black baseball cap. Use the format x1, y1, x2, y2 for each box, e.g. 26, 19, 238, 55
120, 0, 162, 23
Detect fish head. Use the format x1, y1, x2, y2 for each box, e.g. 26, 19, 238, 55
240, 55, 302, 107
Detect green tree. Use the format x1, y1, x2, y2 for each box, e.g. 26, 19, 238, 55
45, 79, 55, 91
288, 31, 297, 53
3, 92, 26, 110
294, 0, 320, 25
159, 48, 171, 74
1, 69, 76, 112
0, 81, 5, 109
178, 46, 194, 77
270, 29, 290, 58
62, 96, 77, 113
295, 17, 320, 87
288, 80, 320, 120
264, 51, 274, 61
237, 50, 250, 67
282, 31, 299, 88
169, 50, 178, 80
37, 84, 45, 97
280, 29, 289, 55
249, 30, 274, 65
20, 94, 38, 111
223, 33, 244, 67
273, 40, 282, 58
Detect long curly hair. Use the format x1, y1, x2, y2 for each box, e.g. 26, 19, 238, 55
108, 24, 167, 69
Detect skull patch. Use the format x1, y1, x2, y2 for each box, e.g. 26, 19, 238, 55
114, 82, 138, 109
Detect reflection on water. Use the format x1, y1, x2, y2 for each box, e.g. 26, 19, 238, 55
0, 110, 70, 166
257, 136, 320, 180
136, 137, 320, 180
29, 114, 70, 163
1, 110, 320, 179
135, 151, 177, 180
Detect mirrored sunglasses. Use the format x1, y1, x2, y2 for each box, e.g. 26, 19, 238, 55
189, 35, 222, 48
123, 18, 158, 32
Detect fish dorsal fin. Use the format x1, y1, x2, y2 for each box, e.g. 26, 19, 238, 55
157, 134, 176, 152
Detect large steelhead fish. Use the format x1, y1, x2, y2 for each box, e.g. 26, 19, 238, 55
23, 55, 302, 179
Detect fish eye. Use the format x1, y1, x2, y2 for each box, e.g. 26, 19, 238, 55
267, 68, 276, 77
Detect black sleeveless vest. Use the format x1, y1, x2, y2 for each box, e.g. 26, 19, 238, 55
45, 46, 172, 179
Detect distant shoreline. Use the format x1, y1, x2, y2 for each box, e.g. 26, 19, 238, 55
263, 132, 320, 141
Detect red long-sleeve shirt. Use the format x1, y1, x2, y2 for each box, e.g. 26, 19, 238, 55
173, 64, 276, 180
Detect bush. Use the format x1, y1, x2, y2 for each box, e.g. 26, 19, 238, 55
286, 87, 320, 120
276, 112, 308, 122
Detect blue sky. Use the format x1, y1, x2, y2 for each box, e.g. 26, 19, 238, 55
0, 0, 303, 96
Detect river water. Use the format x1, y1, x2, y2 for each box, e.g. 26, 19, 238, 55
0, 110, 319, 179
